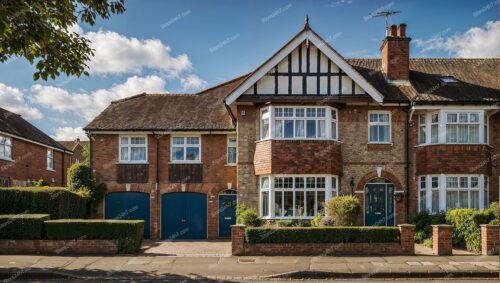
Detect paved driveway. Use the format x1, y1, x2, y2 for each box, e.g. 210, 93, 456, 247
142, 240, 231, 257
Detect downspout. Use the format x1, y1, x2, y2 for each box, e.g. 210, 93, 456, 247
153, 131, 162, 240
87, 132, 92, 172
405, 102, 416, 221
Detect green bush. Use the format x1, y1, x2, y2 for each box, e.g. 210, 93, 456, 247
324, 196, 361, 226
245, 226, 400, 244
311, 212, 324, 227
45, 219, 144, 253
320, 216, 335, 226
408, 211, 446, 243
0, 187, 87, 219
67, 163, 94, 191
30, 179, 49, 186
422, 238, 433, 248
274, 219, 311, 227
445, 208, 490, 253
236, 203, 262, 227
0, 214, 50, 239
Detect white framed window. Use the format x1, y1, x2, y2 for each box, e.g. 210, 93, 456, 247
0, 135, 12, 160
430, 112, 439, 144
430, 176, 440, 213
171, 136, 201, 163
368, 111, 391, 143
445, 176, 480, 209
446, 113, 479, 143
47, 149, 54, 170
259, 175, 338, 219
227, 136, 237, 165
259, 106, 338, 140
418, 176, 426, 212
119, 136, 147, 163
418, 115, 426, 145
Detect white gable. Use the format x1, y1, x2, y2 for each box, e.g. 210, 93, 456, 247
225, 28, 384, 104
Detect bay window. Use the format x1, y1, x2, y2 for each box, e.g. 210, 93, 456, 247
119, 136, 147, 163
259, 106, 338, 140
418, 174, 486, 212
0, 135, 12, 160
368, 111, 391, 143
171, 136, 200, 163
260, 175, 338, 218
418, 110, 486, 145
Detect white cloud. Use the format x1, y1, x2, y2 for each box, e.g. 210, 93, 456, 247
0, 83, 43, 120
31, 75, 167, 121
51, 127, 88, 141
83, 29, 192, 76
415, 21, 500, 57
181, 74, 208, 91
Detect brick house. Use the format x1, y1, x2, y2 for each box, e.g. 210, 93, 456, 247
59, 138, 89, 165
85, 22, 500, 240
0, 107, 72, 187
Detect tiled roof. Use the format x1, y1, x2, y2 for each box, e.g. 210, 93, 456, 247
84, 75, 249, 131
58, 140, 89, 151
0, 107, 68, 151
348, 58, 500, 104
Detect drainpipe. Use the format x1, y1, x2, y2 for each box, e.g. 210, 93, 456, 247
87, 131, 92, 172
153, 131, 163, 240
404, 103, 415, 221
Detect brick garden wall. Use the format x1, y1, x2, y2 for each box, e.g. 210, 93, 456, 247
0, 240, 118, 254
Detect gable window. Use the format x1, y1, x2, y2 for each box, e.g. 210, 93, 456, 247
171, 136, 200, 163
47, 149, 54, 170
227, 136, 237, 165
119, 136, 147, 163
368, 112, 391, 143
260, 106, 338, 140
0, 135, 12, 160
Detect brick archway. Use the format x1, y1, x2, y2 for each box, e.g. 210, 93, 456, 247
355, 170, 403, 192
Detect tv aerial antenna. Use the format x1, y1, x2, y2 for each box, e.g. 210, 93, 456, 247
370, 10, 401, 35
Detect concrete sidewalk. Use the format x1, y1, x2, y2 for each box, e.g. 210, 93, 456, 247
0, 254, 498, 281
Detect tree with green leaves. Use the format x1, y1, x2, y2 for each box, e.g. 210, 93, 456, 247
0, 0, 125, 80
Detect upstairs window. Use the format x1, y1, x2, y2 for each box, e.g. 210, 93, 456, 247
446, 113, 479, 144
120, 136, 147, 163
47, 149, 54, 170
227, 136, 237, 165
418, 111, 485, 145
368, 112, 391, 143
171, 136, 200, 163
0, 135, 12, 160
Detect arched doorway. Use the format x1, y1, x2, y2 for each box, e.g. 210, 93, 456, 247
364, 178, 395, 226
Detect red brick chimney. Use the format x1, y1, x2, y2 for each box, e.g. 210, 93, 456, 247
380, 23, 411, 81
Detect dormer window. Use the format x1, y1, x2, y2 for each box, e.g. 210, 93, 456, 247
440, 76, 459, 84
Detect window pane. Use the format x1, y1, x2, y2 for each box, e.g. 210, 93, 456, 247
295, 120, 305, 137
432, 113, 439, 123
120, 147, 129, 161
295, 191, 305, 217
469, 125, 479, 143
306, 120, 316, 138
380, 113, 389, 123
261, 192, 269, 217
275, 120, 283, 138
446, 191, 459, 209
432, 190, 440, 213
431, 177, 439, 188
447, 177, 458, 188
186, 147, 199, 160
458, 124, 468, 143
172, 137, 184, 145
131, 137, 145, 145
331, 121, 337, 139
470, 191, 479, 210
471, 177, 478, 188
227, 147, 237, 164
419, 190, 426, 212
284, 191, 293, 216
306, 108, 316, 117
262, 119, 269, 139
295, 177, 304, 188
172, 147, 184, 160
318, 120, 326, 138
284, 120, 294, 138
316, 191, 326, 215
283, 177, 293, 189
274, 177, 283, 188
459, 191, 468, 208
317, 108, 326, 117
470, 113, 479, 123
306, 177, 315, 188
295, 108, 305, 117
419, 125, 426, 144
379, 125, 390, 142
459, 177, 468, 188
369, 125, 378, 142
131, 147, 146, 161
306, 191, 315, 216
261, 177, 269, 189
316, 177, 325, 188
283, 108, 293, 117
275, 108, 283, 117
4, 145, 11, 159
331, 110, 337, 120
447, 113, 457, 123
186, 137, 199, 144
120, 137, 129, 145
274, 191, 283, 217
446, 125, 457, 143
459, 113, 468, 123
431, 124, 439, 143
369, 114, 377, 122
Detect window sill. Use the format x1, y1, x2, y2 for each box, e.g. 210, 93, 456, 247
256, 138, 340, 143
261, 216, 316, 220
367, 142, 393, 145
225, 164, 237, 167
116, 162, 149, 165
0, 157, 14, 162
414, 143, 490, 147
169, 161, 203, 164
46, 168, 56, 172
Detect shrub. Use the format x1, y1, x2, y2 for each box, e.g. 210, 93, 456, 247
45, 219, 144, 253
236, 203, 262, 227
67, 163, 94, 191
408, 211, 446, 243
324, 196, 361, 226
30, 179, 49, 186
274, 219, 311, 227
311, 212, 324, 227
320, 215, 335, 227
245, 227, 400, 244
0, 214, 50, 239
0, 187, 87, 219
422, 238, 433, 248
445, 208, 490, 253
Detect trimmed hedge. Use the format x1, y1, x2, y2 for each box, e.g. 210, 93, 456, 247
0, 214, 50, 239
0, 187, 87, 219
245, 227, 400, 244
44, 219, 144, 253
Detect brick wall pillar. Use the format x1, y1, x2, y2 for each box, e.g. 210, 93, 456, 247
481, 224, 499, 255
398, 224, 415, 255
231, 224, 245, 256
432, 224, 453, 256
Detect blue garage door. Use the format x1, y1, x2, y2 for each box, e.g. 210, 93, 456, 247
105, 192, 150, 239
161, 192, 207, 240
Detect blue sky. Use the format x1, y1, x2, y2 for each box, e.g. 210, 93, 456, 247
0, 0, 499, 140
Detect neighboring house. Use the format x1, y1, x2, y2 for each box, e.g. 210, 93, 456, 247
0, 107, 73, 187
59, 138, 89, 165
85, 22, 500, 240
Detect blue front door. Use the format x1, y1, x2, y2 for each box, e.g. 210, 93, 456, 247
218, 194, 237, 237
105, 192, 150, 238
365, 183, 395, 226
161, 192, 207, 240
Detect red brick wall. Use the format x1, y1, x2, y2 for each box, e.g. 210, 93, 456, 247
91, 133, 237, 240
0, 137, 71, 186
254, 140, 342, 175
0, 239, 117, 254
381, 36, 410, 81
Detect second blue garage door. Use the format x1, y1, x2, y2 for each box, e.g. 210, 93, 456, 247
161, 192, 207, 240
104, 192, 150, 239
